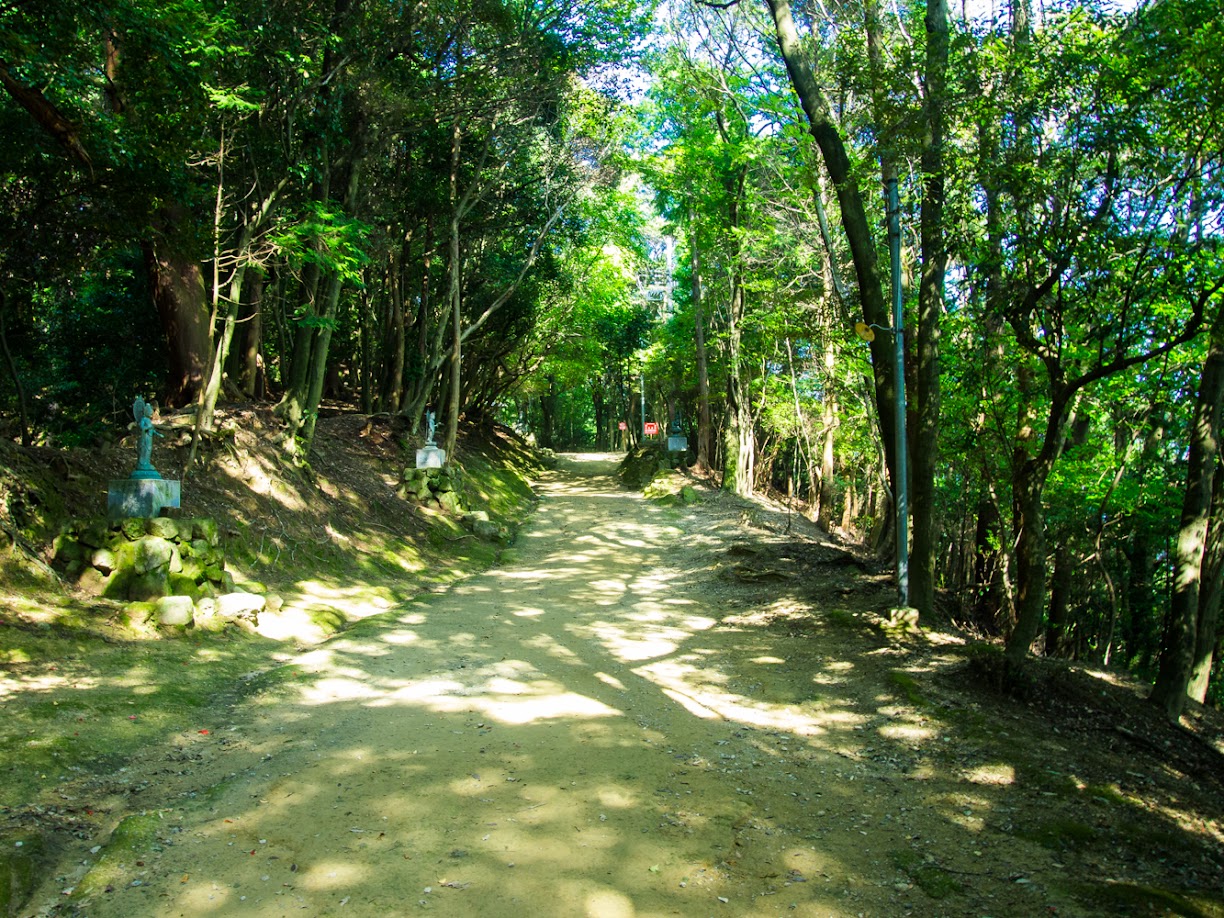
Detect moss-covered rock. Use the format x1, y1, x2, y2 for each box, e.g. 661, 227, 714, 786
120, 601, 157, 631
437, 490, 464, 514
133, 537, 174, 574
168, 574, 201, 600
129, 568, 170, 601
192, 518, 220, 546
101, 568, 134, 600
155, 595, 195, 627
119, 517, 145, 541
145, 517, 179, 539
90, 547, 116, 573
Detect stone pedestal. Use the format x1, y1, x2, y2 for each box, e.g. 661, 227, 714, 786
416, 445, 447, 469
667, 435, 689, 452
108, 479, 181, 520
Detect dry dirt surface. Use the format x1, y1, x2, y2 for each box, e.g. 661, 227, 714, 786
26, 454, 1224, 918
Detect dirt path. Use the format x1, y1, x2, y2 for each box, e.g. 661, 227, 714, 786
29, 455, 1220, 917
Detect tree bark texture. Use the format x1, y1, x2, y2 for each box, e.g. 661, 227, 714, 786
911, 0, 949, 619
1189, 472, 1224, 702
142, 238, 209, 407
764, 0, 898, 499
690, 217, 713, 473
1151, 300, 1224, 717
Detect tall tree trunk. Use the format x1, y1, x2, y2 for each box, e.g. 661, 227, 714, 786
280, 259, 321, 438
764, 0, 898, 499
299, 147, 364, 454
911, 0, 949, 618
142, 233, 209, 407
231, 272, 265, 398
972, 496, 1005, 631
1189, 472, 1224, 702
689, 213, 713, 473
383, 241, 406, 414
1046, 542, 1073, 657
1008, 458, 1050, 663
0, 288, 30, 446
723, 284, 754, 496
721, 170, 753, 497
443, 117, 463, 464
1151, 300, 1224, 718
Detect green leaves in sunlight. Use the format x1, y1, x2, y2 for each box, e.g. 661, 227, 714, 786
269, 204, 371, 286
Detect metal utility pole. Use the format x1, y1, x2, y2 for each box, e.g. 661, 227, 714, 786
887, 178, 910, 607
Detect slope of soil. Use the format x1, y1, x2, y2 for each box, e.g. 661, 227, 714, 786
10, 452, 1223, 918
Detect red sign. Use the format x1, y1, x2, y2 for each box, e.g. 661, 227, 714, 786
618, 421, 627, 431
644, 422, 659, 436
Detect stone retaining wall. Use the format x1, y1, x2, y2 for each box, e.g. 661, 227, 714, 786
53, 517, 230, 602
52, 517, 272, 632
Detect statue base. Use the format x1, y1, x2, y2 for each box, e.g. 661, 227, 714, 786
108, 479, 181, 520
667, 436, 689, 452
416, 446, 446, 469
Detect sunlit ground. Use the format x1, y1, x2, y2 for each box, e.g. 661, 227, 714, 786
49, 453, 1224, 918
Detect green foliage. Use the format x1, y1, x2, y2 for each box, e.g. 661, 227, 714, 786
270, 204, 371, 285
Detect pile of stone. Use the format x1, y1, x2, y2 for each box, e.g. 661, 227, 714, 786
398, 467, 465, 514
52, 517, 273, 631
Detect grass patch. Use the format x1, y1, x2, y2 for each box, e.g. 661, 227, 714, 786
307, 607, 347, 635
823, 609, 859, 628
891, 849, 963, 899
887, 670, 929, 707
1082, 782, 1134, 806
0, 628, 281, 807
1016, 817, 1097, 851
1073, 881, 1224, 917
73, 810, 167, 898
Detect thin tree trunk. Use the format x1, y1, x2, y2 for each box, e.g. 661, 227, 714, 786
383, 241, 406, 414
911, 0, 949, 618
0, 288, 30, 447
1046, 543, 1073, 657
1152, 300, 1224, 718
764, 0, 898, 498
689, 212, 712, 472
300, 149, 364, 454
1189, 472, 1224, 702
443, 116, 463, 464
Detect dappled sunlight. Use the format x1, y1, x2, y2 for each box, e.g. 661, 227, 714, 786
46, 455, 1220, 918
454, 688, 622, 725
380, 630, 420, 645
297, 860, 368, 890
587, 624, 688, 662
963, 763, 1016, 786
638, 657, 829, 737
878, 719, 939, 744
301, 676, 388, 703
176, 881, 240, 912
582, 888, 636, 918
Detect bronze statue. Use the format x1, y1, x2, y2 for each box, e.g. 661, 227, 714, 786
131, 396, 164, 480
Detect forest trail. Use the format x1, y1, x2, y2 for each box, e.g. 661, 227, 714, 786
29, 455, 1221, 918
